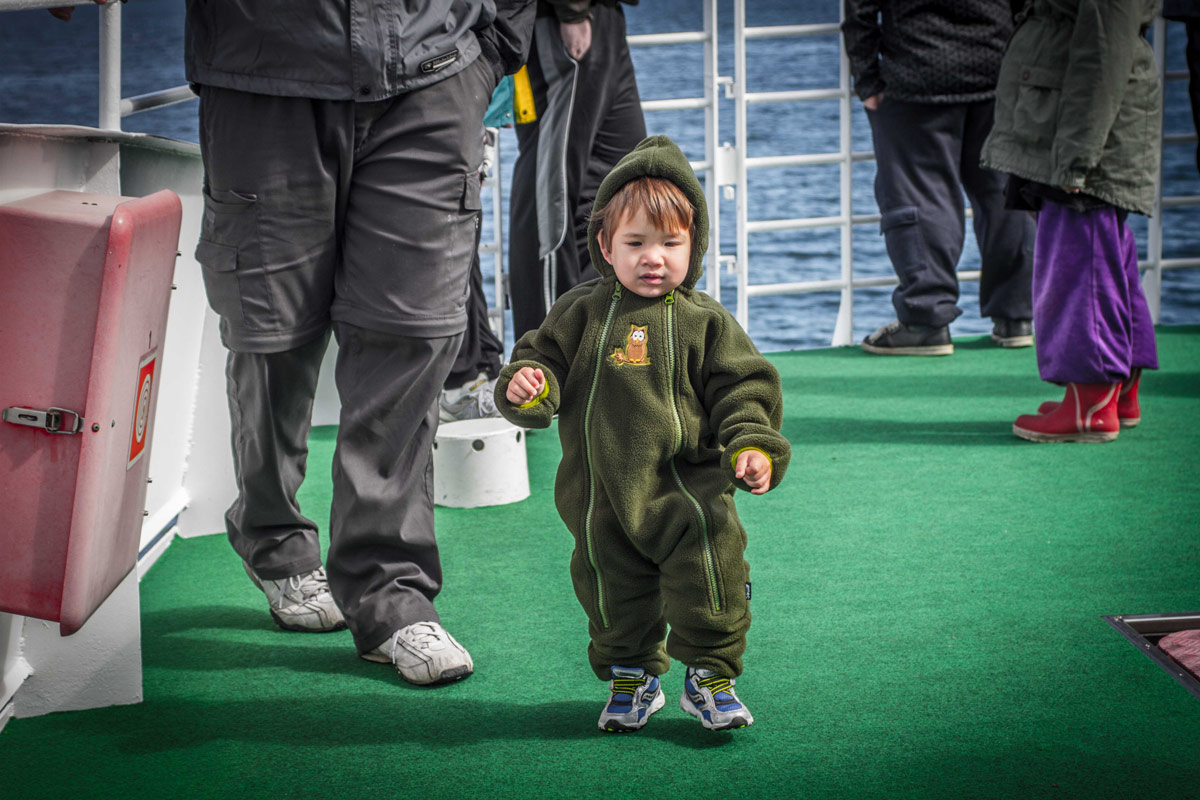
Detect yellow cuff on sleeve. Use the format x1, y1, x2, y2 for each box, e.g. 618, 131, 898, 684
517, 379, 551, 409
730, 447, 772, 471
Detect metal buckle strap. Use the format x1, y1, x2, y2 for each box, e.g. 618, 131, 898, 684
2, 406, 84, 434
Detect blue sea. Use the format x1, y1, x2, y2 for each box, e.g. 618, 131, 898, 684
2, 0, 1198, 353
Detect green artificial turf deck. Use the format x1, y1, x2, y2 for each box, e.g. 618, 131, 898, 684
2, 327, 1198, 799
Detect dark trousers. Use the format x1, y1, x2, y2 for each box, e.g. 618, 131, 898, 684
571, 491, 752, 681
867, 99, 1034, 328
445, 224, 504, 389
196, 58, 493, 653
224, 325, 461, 651
508, 4, 646, 340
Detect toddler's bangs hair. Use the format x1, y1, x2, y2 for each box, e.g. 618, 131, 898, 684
594, 176, 694, 247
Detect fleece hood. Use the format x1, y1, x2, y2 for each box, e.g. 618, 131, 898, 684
586, 134, 709, 291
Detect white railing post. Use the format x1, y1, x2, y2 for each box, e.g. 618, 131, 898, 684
1146, 16, 1167, 324
98, 0, 121, 131
703, 0, 720, 299
489, 131, 505, 345
733, 0, 750, 329
628, 14, 721, 300
832, 4, 855, 347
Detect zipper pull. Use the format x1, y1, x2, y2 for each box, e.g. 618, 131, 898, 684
612, 285, 622, 301
664, 291, 675, 306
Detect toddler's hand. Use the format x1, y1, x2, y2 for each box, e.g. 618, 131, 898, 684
506, 367, 546, 405
735, 449, 773, 495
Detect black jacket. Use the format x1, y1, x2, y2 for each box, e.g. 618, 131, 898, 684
536, 0, 637, 22
841, 0, 1013, 103
185, 0, 535, 101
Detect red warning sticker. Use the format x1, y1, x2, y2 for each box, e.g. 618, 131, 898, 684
128, 350, 157, 469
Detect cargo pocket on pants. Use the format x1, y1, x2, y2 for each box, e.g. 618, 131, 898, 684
461, 172, 482, 213
195, 188, 271, 329
195, 239, 242, 323
880, 206, 932, 276
456, 173, 483, 306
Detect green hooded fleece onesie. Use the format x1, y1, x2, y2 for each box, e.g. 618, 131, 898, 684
494, 135, 791, 679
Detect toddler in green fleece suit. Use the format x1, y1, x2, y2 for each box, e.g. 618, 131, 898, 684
495, 135, 791, 732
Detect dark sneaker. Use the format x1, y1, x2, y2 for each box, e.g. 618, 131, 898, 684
991, 318, 1033, 348
598, 666, 664, 732
680, 667, 753, 730
862, 320, 953, 356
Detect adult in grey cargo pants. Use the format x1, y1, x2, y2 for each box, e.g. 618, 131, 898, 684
186, 0, 534, 686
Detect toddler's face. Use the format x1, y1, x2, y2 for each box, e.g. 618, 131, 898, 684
599, 207, 691, 298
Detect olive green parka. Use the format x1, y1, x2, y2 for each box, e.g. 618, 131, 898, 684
980, 0, 1162, 215
494, 135, 790, 678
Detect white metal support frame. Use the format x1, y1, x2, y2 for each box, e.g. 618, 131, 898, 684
726, 2, 1199, 345
1150, 18, 1200, 320
481, 130, 506, 344
98, 0, 121, 130
1148, 15, 1168, 322
3, 0, 1198, 341
626, 0, 722, 297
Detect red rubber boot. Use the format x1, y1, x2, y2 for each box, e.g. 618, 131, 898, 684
1037, 369, 1142, 428
1015, 382, 1121, 443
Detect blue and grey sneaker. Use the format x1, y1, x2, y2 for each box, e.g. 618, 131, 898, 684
598, 666, 665, 732
680, 667, 753, 730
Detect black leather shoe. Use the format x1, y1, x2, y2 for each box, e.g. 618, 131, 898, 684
861, 320, 953, 356
990, 318, 1033, 348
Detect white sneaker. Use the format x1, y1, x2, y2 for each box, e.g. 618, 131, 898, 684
361, 621, 474, 685
598, 666, 665, 732
680, 667, 753, 730
242, 562, 346, 633
438, 372, 500, 423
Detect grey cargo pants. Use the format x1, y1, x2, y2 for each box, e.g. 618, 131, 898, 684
195, 56, 494, 653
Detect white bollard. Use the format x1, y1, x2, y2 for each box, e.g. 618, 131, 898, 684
432, 418, 530, 508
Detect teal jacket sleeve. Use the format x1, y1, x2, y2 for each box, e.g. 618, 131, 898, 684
700, 310, 792, 493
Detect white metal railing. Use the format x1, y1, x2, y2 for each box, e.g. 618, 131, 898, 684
6, 0, 1198, 345
0, 0, 198, 126
479, 130, 506, 343
726, 2, 1200, 345
1146, 16, 1200, 321
627, 0, 723, 298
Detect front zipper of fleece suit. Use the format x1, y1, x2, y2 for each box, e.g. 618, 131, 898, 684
582, 289, 723, 627
664, 293, 721, 614
582, 286, 623, 629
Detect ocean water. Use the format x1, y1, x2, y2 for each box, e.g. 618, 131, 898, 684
1, 0, 1197, 353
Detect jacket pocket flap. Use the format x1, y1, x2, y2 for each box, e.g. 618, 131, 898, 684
879, 206, 918, 233
195, 239, 238, 272
203, 187, 257, 213
461, 173, 482, 212
1019, 64, 1064, 89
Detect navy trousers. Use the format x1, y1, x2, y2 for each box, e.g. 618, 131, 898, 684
867, 99, 1034, 328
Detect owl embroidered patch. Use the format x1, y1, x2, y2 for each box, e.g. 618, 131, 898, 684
610, 324, 651, 366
